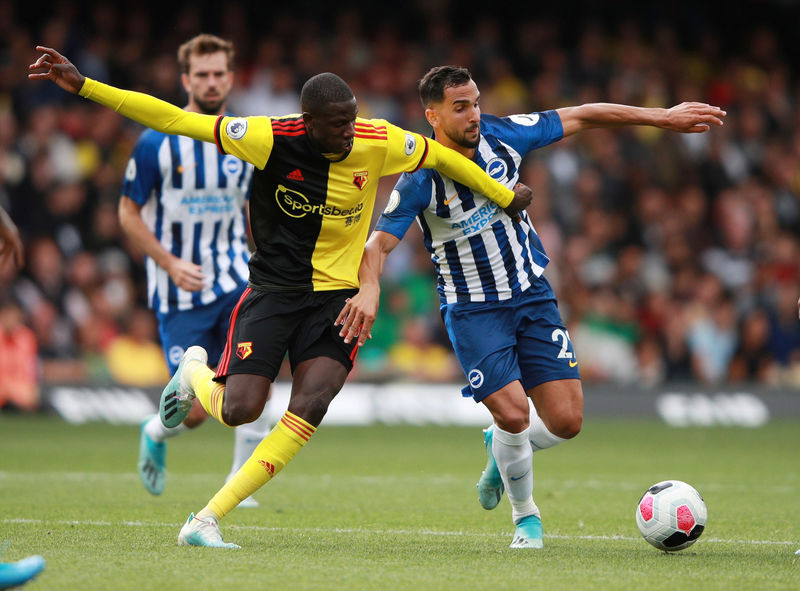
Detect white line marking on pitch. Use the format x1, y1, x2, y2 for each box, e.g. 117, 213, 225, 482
1, 518, 794, 547
1, 472, 795, 495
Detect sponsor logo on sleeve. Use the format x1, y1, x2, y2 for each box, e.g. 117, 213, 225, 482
404, 133, 417, 156
226, 118, 248, 140
384, 189, 401, 214
124, 158, 137, 181
508, 113, 540, 126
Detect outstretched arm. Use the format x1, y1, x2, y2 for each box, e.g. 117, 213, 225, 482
29, 46, 217, 143
556, 102, 726, 138
335, 230, 401, 346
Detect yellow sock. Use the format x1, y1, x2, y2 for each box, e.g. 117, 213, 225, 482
197, 412, 315, 521
188, 361, 230, 426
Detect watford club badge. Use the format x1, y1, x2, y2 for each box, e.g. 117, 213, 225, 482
236, 341, 253, 360
352, 170, 368, 190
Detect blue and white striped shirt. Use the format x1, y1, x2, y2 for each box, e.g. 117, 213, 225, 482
122, 129, 253, 314
376, 110, 563, 305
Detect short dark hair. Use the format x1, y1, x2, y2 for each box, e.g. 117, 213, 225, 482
418, 66, 473, 107
177, 34, 234, 74
300, 73, 355, 113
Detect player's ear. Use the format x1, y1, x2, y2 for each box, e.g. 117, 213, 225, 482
424, 107, 437, 128
180, 72, 191, 94
302, 112, 313, 131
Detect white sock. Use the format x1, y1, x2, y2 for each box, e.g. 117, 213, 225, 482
228, 404, 272, 479
493, 425, 539, 523
529, 409, 567, 452
144, 414, 186, 443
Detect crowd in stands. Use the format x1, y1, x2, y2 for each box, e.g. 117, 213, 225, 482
2, 1, 800, 410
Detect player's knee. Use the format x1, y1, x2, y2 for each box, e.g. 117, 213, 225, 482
495, 407, 531, 434
222, 394, 266, 426
550, 411, 582, 439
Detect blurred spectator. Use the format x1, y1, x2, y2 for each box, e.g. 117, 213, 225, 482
686, 284, 739, 385
228, 36, 299, 116
387, 317, 461, 383
765, 282, 800, 377
0, 296, 39, 410
729, 308, 777, 384
105, 307, 169, 387
571, 287, 639, 383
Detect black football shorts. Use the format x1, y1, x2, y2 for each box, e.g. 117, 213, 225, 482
215, 287, 360, 381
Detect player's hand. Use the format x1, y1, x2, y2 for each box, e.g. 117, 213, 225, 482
335, 284, 379, 346
168, 258, 206, 292
663, 102, 726, 133
504, 182, 533, 220
28, 46, 86, 94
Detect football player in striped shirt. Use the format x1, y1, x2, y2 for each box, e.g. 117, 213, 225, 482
119, 35, 270, 505
30, 48, 532, 548
337, 66, 726, 548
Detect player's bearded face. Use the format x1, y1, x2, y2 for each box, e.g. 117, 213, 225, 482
194, 91, 226, 114
446, 118, 481, 149
440, 81, 481, 149
184, 52, 233, 115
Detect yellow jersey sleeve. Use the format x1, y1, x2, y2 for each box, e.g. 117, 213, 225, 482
378, 120, 514, 208
381, 121, 431, 174
79, 77, 217, 142
215, 116, 274, 170
422, 139, 514, 209
79, 78, 274, 169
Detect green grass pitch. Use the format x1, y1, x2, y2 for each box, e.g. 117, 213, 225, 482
1, 414, 798, 590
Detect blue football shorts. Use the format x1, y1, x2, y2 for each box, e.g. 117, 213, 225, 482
441, 275, 580, 403
156, 283, 248, 374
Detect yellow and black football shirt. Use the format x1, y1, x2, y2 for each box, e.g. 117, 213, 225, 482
79, 78, 516, 291
215, 114, 434, 291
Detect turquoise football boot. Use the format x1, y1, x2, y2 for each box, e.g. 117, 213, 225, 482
137, 417, 166, 495
0, 554, 45, 589
178, 513, 240, 549
159, 346, 207, 428
510, 514, 543, 549
476, 425, 504, 510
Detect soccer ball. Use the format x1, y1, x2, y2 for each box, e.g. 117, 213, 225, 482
635, 480, 707, 552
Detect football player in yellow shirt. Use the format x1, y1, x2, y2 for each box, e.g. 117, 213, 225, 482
29, 45, 532, 548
